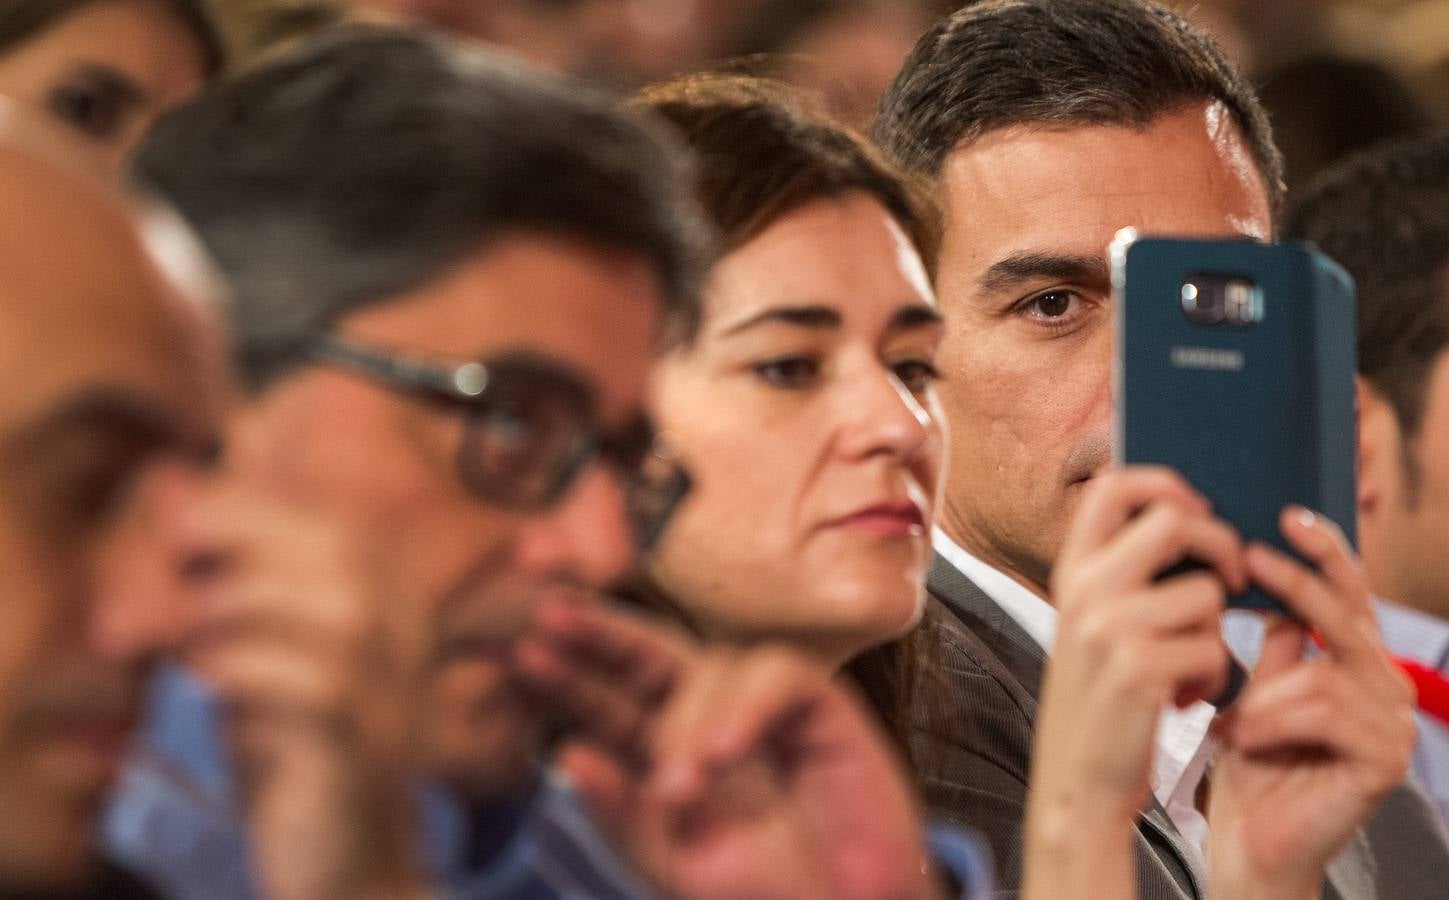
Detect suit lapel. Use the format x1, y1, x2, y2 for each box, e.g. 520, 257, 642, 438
928, 551, 1208, 900
927, 553, 1047, 704
1140, 797, 1209, 899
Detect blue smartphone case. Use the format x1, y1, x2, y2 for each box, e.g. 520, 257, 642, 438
1112, 234, 1357, 614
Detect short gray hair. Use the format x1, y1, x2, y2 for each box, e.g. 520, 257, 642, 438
134, 25, 710, 389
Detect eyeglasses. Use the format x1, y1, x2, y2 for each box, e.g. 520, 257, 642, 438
302, 335, 690, 549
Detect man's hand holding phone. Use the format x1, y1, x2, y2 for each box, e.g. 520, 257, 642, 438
1210, 507, 1417, 900
1025, 466, 1244, 900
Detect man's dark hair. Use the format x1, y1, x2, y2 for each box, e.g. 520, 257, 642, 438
874, 0, 1284, 214
134, 25, 708, 389
1286, 132, 1449, 481
0, 0, 225, 76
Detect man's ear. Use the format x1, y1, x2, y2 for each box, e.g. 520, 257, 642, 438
1356, 375, 1401, 514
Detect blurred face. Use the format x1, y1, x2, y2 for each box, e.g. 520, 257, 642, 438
932, 102, 1271, 596
1358, 355, 1449, 620
0, 0, 207, 178
776, 6, 935, 128
0, 179, 225, 888
648, 193, 946, 665
227, 233, 660, 797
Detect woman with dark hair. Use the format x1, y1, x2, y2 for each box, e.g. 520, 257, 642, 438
630, 73, 947, 772
0, 0, 223, 177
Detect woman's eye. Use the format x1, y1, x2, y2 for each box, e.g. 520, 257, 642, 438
752, 357, 819, 389
891, 360, 940, 393
47, 82, 125, 140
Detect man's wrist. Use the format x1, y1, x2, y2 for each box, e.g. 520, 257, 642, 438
1210, 841, 1320, 900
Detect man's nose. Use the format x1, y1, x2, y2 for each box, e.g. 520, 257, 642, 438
512, 463, 636, 588
89, 460, 224, 661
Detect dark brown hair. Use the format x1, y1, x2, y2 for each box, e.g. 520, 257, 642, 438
637, 72, 937, 287
633, 72, 941, 769
874, 0, 1284, 217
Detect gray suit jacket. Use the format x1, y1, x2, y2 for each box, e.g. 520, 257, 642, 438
916, 552, 1449, 899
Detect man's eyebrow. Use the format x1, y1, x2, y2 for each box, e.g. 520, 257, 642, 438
4, 388, 200, 461
719, 304, 842, 337
979, 252, 1110, 294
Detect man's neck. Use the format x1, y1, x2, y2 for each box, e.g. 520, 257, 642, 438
935, 510, 1054, 603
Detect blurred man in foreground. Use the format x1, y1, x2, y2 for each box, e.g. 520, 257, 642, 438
0, 128, 226, 899
111, 25, 983, 899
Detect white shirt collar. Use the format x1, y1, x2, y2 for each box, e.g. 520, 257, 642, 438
932, 527, 1057, 651
932, 526, 1217, 863
1377, 597, 1449, 671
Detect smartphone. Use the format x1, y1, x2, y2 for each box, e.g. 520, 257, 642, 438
1111, 231, 1357, 614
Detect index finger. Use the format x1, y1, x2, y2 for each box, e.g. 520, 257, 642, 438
525, 599, 691, 706
1278, 507, 1373, 621
1245, 540, 1378, 669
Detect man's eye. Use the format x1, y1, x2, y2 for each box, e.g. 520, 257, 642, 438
47, 82, 124, 140
1026, 290, 1078, 319
753, 357, 819, 389
891, 360, 940, 393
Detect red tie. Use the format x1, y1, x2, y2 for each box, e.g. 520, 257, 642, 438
1396, 657, 1449, 727
1305, 631, 1449, 726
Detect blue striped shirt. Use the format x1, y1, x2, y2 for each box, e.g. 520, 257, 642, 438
105, 665, 991, 898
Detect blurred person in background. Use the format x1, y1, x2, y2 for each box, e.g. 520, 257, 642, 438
1258, 55, 1431, 206
1273, 132, 1449, 826
723, 0, 938, 127
0, 0, 223, 178
111, 26, 984, 900
211, 0, 361, 65
351, 0, 741, 83
874, 0, 1448, 895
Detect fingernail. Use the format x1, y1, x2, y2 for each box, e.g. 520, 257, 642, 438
1291, 506, 1318, 528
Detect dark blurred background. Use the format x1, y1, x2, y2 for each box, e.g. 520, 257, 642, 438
215, 0, 1449, 205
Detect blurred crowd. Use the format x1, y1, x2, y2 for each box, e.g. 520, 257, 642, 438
4, 1, 1449, 899
209, 0, 1449, 196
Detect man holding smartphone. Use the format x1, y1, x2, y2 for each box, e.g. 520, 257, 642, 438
874, 0, 1449, 895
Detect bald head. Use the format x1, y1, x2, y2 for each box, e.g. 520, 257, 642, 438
0, 141, 227, 891
0, 143, 225, 420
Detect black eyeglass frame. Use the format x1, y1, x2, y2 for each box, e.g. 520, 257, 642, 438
301, 334, 690, 548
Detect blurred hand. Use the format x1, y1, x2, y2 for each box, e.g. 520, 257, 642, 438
512, 600, 938, 900
1209, 507, 1416, 900
182, 487, 429, 900
1025, 466, 1244, 899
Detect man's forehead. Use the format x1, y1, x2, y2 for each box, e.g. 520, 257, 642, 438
0, 224, 224, 438
941, 106, 1269, 219
341, 232, 664, 426
934, 104, 1273, 285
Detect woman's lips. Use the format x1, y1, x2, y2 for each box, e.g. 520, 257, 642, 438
826, 501, 927, 537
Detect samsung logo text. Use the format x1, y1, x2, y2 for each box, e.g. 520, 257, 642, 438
1169, 346, 1245, 372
